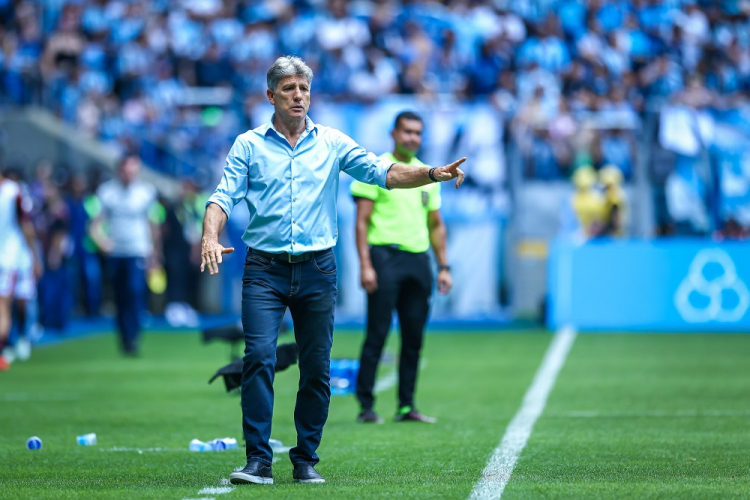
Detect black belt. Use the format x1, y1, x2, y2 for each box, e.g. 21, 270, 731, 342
248, 248, 319, 264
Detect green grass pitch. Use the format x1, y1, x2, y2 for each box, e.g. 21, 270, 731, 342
1, 330, 749, 499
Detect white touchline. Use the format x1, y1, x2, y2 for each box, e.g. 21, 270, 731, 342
374, 370, 397, 393
469, 326, 577, 500
197, 487, 233, 494
373, 357, 426, 394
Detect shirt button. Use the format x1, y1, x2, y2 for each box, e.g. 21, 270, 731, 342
293, 198, 296, 202
292, 219, 296, 224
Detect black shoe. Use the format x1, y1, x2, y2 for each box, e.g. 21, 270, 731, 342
394, 406, 437, 423
229, 461, 273, 485
293, 463, 325, 484
357, 409, 384, 424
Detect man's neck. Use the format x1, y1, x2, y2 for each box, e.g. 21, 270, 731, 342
273, 114, 306, 146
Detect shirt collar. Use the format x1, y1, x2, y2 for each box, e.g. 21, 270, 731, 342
264, 114, 317, 136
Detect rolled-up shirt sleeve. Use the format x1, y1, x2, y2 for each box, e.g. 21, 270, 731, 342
335, 131, 392, 189
207, 136, 250, 218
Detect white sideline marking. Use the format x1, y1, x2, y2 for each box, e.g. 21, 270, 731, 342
219, 478, 231, 485
374, 370, 397, 393
197, 486, 233, 494
100, 447, 184, 453
552, 409, 750, 418
373, 357, 426, 394
469, 327, 577, 500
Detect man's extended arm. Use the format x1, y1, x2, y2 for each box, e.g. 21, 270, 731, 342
200, 202, 234, 275
428, 210, 452, 294
386, 157, 466, 189
335, 130, 466, 189
355, 198, 378, 294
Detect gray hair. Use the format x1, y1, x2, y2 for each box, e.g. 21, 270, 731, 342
267, 56, 314, 91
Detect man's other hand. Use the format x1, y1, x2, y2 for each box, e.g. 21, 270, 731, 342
201, 238, 234, 275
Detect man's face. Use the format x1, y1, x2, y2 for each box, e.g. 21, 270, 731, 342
119, 157, 141, 185
267, 75, 310, 120
391, 118, 423, 159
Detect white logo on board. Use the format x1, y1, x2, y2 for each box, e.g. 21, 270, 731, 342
674, 249, 750, 323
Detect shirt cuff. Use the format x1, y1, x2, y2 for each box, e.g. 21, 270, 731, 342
379, 161, 395, 190
206, 196, 232, 219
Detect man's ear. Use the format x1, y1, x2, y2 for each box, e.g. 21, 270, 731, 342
266, 88, 275, 105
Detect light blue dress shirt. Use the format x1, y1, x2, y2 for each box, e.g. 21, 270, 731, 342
207, 116, 392, 254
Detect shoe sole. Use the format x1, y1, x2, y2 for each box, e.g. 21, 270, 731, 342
229, 472, 274, 485
293, 478, 326, 484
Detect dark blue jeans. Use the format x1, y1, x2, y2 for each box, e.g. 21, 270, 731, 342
240, 247, 337, 466
108, 256, 146, 353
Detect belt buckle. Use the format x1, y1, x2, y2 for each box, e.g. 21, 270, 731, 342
288, 253, 293, 263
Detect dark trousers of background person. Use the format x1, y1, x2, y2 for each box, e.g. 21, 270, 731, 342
108, 257, 146, 354
240, 247, 337, 467
39, 264, 72, 331
70, 250, 103, 316
356, 245, 433, 412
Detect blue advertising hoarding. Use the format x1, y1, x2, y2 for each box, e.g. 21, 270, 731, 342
548, 240, 750, 331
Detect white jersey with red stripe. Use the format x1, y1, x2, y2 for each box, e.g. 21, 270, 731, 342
0, 178, 27, 268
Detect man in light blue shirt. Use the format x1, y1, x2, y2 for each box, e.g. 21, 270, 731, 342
201, 56, 465, 486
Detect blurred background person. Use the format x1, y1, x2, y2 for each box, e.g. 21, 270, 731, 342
0, 164, 42, 371
351, 111, 451, 425
162, 180, 205, 328
89, 155, 161, 355
66, 171, 103, 318
599, 164, 629, 237
565, 165, 605, 240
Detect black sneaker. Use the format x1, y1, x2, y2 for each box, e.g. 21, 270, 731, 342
293, 463, 325, 484
357, 409, 384, 424
394, 406, 437, 423
229, 461, 273, 485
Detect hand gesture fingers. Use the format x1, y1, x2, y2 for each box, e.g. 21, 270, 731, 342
455, 167, 465, 188
435, 157, 467, 186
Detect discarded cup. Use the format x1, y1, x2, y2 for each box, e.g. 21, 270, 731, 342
76, 433, 97, 446
210, 439, 227, 451
189, 439, 213, 452
269, 438, 284, 449
26, 436, 42, 450
220, 437, 238, 450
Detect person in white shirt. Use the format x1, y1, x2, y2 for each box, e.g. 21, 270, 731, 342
0, 167, 42, 371
90, 155, 161, 355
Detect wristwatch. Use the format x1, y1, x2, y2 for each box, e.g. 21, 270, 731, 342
438, 265, 451, 272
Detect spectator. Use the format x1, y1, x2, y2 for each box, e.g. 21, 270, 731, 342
89, 155, 161, 355
570, 165, 605, 238
598, 164, 629, 236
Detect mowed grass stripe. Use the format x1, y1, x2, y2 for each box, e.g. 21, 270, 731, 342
0, 330, 552, 499
503, 334, 750, 500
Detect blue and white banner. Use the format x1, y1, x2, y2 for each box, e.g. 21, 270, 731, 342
548, 240, 750, 331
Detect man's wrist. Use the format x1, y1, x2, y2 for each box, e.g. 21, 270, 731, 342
428, 167, 439, 183
438, 264, 451, 272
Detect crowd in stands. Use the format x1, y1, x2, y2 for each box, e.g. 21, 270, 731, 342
2, 0, 749, 179
1, 0, 749, 237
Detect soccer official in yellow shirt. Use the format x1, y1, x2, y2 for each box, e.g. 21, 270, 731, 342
350, 111, 451, 424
